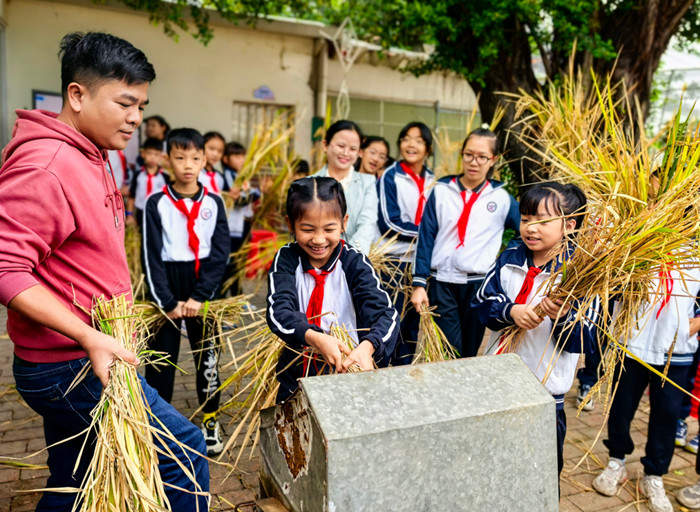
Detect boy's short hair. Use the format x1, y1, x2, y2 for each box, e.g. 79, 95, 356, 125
59, 32, 155, 98
142, 137, 164, 151
224, 141, 246, 156
167, 128, 204, 154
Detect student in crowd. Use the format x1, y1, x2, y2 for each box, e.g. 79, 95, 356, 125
411, 128, 519, 357
376, 121, 435, 364
200, 131, 226, 194
0, 31, 209, 510
222, 141, 259, 295
126, 137, 169, 227
473, 182, 598, 482
266, 177, 398, 402
312, 120, 378, 255
357, 135, 390, 179
593, 255, 700, 512
292, 158, 311, 181
141, 114, 170, 168
142, 128, 230, 456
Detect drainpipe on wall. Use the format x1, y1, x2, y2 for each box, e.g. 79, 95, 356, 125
314, 38, 328, 119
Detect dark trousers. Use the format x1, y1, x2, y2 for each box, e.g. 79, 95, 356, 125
427, 279, 486, 357
14, 357, 209, 511
146, 317, 221, 414
146, 260, 221, 413
604, 357, 689, 476
576, 336, 602, 387
681, 346, 700, 419
223, 221, 251, 297
556, 406, 567, 477
383, 261, 418, 365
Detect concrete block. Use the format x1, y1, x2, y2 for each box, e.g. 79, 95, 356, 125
260, 354, 558, 511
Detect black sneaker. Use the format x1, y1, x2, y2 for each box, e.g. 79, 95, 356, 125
201, 417, 224, 456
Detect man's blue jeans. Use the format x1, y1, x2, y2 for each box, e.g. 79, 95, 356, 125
13, 356, 210, 511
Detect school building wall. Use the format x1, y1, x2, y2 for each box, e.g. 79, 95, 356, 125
0, 0, 478, 162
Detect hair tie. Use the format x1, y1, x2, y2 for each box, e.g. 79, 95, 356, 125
481, 123, 490, 130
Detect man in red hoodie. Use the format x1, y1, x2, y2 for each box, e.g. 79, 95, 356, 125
0, 32, 209, 510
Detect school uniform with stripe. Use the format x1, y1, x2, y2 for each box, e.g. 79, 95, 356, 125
376, 160, 435, 260
267, 242, 399, 402
199, 169, 226, 195
412, 175, 519, 357
472, 241, 599, 477
142, 183, 230, 312
129, 167, 169, 211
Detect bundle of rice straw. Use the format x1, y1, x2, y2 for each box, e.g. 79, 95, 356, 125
503, 69, 700, 402
124, 223, 143, 295
412, 305, 459, 364
221, 235, 291, 294
368, 234, 414, 319
76, 294, 203, 511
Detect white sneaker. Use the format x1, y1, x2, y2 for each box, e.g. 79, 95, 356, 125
677, 479, 700, 509
201, 417, 224, 456
639, 475, 672, 512
592, 458, 627, 496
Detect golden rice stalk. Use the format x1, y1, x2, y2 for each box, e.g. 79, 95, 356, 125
124, 224, 143, 294
412, 305, 459, 364
502, 68, 700, 409
221, 235, 291, 294
77, 294, 205, 512
216, 316, 284, 466
368, 234, 414, 319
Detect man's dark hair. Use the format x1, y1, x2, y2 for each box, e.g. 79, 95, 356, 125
59, 32, 155, 98
167, 128, 205, 154
142, 137, 164, 152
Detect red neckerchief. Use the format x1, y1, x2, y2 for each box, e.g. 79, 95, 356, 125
117, 150, 127, 187
400, 162, 426, 224
656, 263, 674, 319
165, 185, 205, 277
455, 178, 489, 249
206, 171, 220, 193
145, 168, 161, 197
496, 266, 542, 354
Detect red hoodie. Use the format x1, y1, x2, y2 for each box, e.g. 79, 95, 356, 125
0, 110, 132, 362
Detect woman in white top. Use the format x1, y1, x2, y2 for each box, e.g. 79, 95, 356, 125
312, 120, 378, 254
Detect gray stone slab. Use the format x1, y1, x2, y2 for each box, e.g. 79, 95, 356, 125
260, 354, 558, 511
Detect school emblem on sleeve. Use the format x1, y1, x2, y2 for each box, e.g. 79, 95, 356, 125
200, 208, 213, 220
487, 201, 497, 212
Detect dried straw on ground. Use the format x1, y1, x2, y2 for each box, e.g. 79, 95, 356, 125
73, 295, 205, 512
504, 70, 700, 408
412, 305, 459, 364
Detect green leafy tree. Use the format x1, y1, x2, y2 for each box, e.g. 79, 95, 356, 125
123, 0, 700, 182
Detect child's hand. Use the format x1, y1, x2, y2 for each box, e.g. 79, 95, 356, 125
410, 287, 429, 312
166, 302, 185, 320
305, 330, 351, 372
125, 215, 136, 226
182, 298, 202, 317
228, 186, 242, 201
540, 297, 571, 321
690, 317, 700, 337
510, 304, 543, 330
342, 340, 375, 372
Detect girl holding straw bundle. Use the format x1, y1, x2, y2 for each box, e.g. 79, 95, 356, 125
473, 182, 598, 479
267, 177, 399, 402
411, 127, 519, 358
311, 120, 378, 255
592, 258, 700, 512
376, 121, 435, 364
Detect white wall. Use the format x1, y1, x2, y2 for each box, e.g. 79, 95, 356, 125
3, 0, 477, 155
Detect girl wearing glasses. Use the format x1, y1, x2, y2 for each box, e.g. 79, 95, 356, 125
312, 120, 379, 255
410, 127, 519, 358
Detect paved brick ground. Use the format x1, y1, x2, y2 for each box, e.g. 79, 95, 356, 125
1, 300, 699, 511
